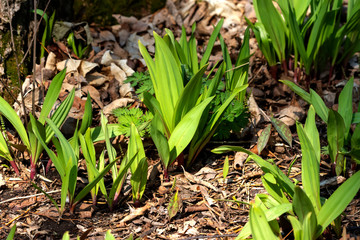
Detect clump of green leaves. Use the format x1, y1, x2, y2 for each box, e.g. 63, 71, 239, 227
124, 71, 154, 100
282, 78, 359, 175
213, 105, 360, 239
67, 31, 90, 58
112, 107, 153, 137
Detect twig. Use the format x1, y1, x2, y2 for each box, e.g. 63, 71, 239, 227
0, 189, 61, 204
5, 0, 28, 126
178, 233, 239, 240
0, 77, 21, 105
0, 206, 33, 230
18, 0, 52, 67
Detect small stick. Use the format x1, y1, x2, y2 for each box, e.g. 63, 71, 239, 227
0, 189, 61, 204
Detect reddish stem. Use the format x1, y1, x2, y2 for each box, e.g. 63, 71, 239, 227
163, 167, 169, 182
45, 159, 52, 175
270, 65, 278, 79
9, 161, 20, 176
281, 60, 288, 76
176, 152, 184, 168
30, 162, 36, 180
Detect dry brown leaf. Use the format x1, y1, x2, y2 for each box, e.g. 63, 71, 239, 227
86, 72, 108, 87
103, 98, 135, 115
119, 203, 152, 225
82, 85, 104, 108
277, 105, 306, 127
234, 151, 248, 170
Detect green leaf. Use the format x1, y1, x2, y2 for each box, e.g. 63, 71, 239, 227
310, 89, 329, 124
39, 68, 67, 124
236, 202, 291, 240
62, 232, 70, 240
258, 124, 271, 154
280, 80, 311, 103
168, 97, 214, 161
174, 64, 208, 125
0, 96, 29, 149
338, 77, 354, 140
249, 203, 279, 240
79, 93, 93, 134
73, 157, 118, 205
150, 113, 170, 168
105, 230, 116, 240
304, 105, 320, 162
261, 173, 289, 204
32, 182, 60, 213
271, 117, 292, 147
131, 157, 148, 201
327, 110, 345, 175
293, 186, 317, 238
254, 0, 286, 62
6, 224, 16, 240
212, 146, 295, 197
168, 190, 181, 220
223, 156, 229, 180
200, 19, 224, 68
296, 122, 321, 212
287, 215, 303, 240
316, 170, 360, 237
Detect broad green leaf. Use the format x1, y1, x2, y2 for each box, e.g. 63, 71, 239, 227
131, 157, 148, 201
0, 129, 12, 162
254, 0, 286, 62
152, 32, 184, 132
108, 154, 137, 208
73, 157, 118, 205
105, 230, 116, 240
168, 190, 181, 220
62, 232, 70, 240
212, 146, 294, 197
90, 124, 123, 142
316, 170, 360, 238
0, 97, 29, 149
150, 113, 170, 167
304, 105, 320, 162
188, 85, 247, 164
296, 122, 320, 212
236, 202, 291, 240
79, 94, 93, 134
223, 156, 229, 180
327, 110, 345, 175
261, 173, 289, 204
271, 117, 292, 147
310, 89, 329, 123
351, 124, 360, 159
338, 77, 354, 140
249, 203, 279, 240
39, 68, 67, 124
168, 97, 213, 161
280, 80, 311, 103
293, 186, 317, 238
303, 212, 315, 240
174, 64, 208, 125
258, 124, 271, 155
6, 224, 16, 240
200, 19, 223, 68
45, 88, 75, 143
287, 215, 303, 240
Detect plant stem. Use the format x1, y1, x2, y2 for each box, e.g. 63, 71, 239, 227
281, 60, 288, 76
9, 161, 20, 176
270, 65, 278, 79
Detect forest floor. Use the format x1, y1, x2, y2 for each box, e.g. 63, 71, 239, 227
0, 0, 360, 239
